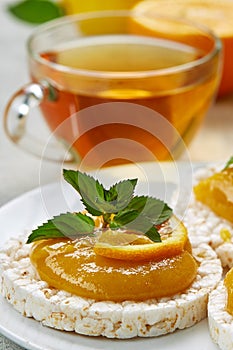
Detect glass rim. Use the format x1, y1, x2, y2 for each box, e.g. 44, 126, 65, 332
27, 9, 222, 79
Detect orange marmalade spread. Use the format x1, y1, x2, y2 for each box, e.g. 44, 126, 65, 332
194, 167, 233, 223
30, 232, 197, 302
224, 268, 233, 315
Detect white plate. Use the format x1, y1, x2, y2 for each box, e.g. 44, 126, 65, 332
0, 163, 219, 350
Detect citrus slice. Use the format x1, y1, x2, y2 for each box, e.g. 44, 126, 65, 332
131, 0, 233, 96
194, 167, 233, 223
93, 215, 188, 261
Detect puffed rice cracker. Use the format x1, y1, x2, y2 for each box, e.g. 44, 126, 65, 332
208, 282, 233, 350
171, 163, 233, 349
0, 234, 222, 339
173, 164, 233, 269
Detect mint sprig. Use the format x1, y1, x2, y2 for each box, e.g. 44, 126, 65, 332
27, 170, 173, 243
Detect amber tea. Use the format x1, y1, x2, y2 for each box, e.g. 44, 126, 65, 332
4, 12, 221, 166
34, 34, 219, 166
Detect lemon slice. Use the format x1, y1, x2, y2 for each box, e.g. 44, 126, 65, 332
93, 215, 188, 261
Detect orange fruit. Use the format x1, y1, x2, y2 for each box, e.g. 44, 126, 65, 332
131, 0, 233, 96
61, 0, 139, 14
93, 215, 189, 261
194, 167, 233, 223
59, 0, 140, 36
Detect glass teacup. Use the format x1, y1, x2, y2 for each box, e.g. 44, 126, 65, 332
4, 10, 222, 168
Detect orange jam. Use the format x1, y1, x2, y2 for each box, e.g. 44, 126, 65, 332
30, 237, 197, 301
224, 268, 233, 314
194, 167, 233, 223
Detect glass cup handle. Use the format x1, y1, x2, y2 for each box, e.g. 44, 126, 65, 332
3, 82, 75, 163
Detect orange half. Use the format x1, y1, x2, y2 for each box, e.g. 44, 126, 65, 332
131, 0, 233, 96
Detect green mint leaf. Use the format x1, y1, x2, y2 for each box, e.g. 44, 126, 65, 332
223, 156, 233, 170
126, 215, 161, 242
144, 226, 161, 243
63, 169, 106, 216
27, 212, 95, 243
63, 170, 137, 216
126, 196, 172, 225
105, 179, 137, 211
110, 209, 139, 229
111, 209, 161, 242
8, 0, 64, 24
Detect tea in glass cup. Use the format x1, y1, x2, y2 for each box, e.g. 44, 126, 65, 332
4, 11, 222, 168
